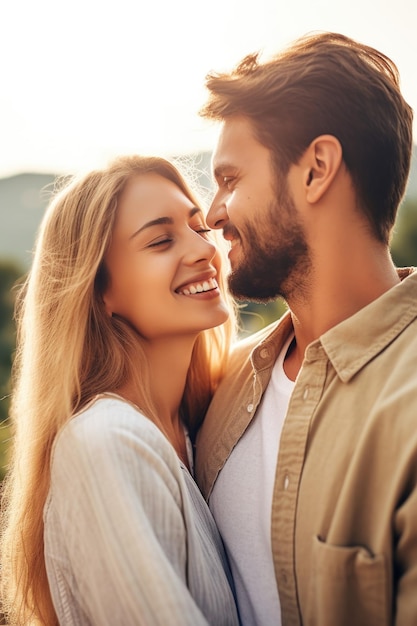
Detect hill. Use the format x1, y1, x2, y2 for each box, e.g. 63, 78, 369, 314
0, 172, 57, 268
0, 147, 416, 270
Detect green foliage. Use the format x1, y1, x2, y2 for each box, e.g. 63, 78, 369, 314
391, 198, 417, 267
0, 259, 24, 480
238, 299, 288, 337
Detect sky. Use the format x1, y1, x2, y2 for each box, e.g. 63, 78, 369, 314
1, 0, 416, 178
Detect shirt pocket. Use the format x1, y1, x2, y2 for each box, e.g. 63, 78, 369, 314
305, 535, 390, 626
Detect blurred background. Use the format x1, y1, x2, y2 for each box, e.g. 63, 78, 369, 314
1, 0, 417, 480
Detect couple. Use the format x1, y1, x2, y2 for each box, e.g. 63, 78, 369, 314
1, 31, 416, 626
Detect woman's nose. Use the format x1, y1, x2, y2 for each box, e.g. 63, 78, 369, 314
185, 230, 217, 265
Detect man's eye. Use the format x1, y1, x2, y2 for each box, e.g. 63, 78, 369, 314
223, 176, 235, 188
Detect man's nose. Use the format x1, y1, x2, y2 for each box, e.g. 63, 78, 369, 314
207, 192, 228, 229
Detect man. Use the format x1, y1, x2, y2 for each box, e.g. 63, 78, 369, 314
195, 32, 417, 626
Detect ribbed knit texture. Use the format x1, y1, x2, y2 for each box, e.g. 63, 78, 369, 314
44, 395, 238, 625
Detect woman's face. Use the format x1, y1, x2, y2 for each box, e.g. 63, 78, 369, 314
103, 172, 229, 340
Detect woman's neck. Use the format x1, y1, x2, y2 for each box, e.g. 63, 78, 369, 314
118, 335, 196, 469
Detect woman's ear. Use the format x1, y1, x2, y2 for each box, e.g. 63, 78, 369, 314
304, 135, 343, 203
96, 264, 114, 317
101, 291, 114, 317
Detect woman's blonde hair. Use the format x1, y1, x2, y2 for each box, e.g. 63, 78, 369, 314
0, 155, 236, 625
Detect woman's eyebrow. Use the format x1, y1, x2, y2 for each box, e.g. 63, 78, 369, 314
130, 216, 173, 240
130, 207, 202, 240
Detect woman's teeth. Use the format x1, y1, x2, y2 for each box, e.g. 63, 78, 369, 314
178, 277, 218, 296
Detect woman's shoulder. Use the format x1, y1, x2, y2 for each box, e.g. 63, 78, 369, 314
44, 395, 187, 547
52, 394, 176, 472
61, 393, 156, 438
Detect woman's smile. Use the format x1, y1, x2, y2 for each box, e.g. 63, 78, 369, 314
176, 276, 219, 296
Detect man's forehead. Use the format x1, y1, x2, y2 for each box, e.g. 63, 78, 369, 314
211, 116, 270, 175
211, 118, 246, 170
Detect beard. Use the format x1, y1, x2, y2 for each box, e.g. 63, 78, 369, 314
227, 184, 311, 303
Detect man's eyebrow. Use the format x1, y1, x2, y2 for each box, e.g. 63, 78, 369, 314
213, 163, 236, 179
129, 207, 202, 240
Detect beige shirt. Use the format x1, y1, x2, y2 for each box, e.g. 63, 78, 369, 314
196, 268, 417, 626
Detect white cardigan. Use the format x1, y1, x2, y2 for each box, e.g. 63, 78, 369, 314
44, 395, 239, 625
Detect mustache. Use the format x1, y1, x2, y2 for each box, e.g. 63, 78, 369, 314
223, 223, 240, 240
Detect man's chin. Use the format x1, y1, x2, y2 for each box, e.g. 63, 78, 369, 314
228, 272, 280, 303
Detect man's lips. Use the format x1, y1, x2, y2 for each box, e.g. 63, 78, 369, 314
223, 223, 240, 239
223, 224, 241, 253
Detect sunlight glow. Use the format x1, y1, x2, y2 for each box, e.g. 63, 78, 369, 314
1, 0, 416, 177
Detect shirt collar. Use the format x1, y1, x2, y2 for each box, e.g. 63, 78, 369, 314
248, 268, 417, 383
319, 268, 417, 382
250, 311, 294, 371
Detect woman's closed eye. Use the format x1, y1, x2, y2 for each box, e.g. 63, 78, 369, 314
145, 226, 211, 249
147, 236, 173, 248
195, 227, 211, 238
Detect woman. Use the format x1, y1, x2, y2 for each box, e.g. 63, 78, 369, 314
0, 156, 239, 625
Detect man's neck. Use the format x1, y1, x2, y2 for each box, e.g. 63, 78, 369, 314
283, 247, 400, 381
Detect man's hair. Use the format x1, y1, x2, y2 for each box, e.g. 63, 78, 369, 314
201, 32, 414, 243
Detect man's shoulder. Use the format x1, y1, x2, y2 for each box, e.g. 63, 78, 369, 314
226, 313, 291, 373
231, 317, 284, 358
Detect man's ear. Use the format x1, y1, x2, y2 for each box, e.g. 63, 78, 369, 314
303, 135, 343, 203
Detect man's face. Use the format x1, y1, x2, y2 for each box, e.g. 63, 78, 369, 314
207, 116, 310, 302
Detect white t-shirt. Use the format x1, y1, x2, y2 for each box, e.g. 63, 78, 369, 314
210, 334, 295, 626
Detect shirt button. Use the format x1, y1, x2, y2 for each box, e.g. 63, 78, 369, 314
303, 386, 309, 400
284, 474, 290, 490
259, 348, 269, 359
247, 403, 254, 412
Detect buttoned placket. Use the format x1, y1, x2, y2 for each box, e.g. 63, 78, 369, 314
271, 342, 329, 626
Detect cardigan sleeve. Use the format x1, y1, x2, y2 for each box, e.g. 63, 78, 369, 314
44, 399, 209, 626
